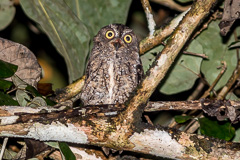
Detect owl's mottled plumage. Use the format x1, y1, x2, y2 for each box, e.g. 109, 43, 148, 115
80, 24, 143, 106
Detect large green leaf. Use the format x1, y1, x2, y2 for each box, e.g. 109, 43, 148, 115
64, 0, 132, 36
200, 21, 238, 91
0, 79, 12, 91
0, 59, 18, 78
199, 117, 235, 141
0, 91, 19, 106
142, 40, 202, 95
0, 0, 15, 31
143, 20, 238, 95
159, 47, 202, 94
20, 0, 90, 82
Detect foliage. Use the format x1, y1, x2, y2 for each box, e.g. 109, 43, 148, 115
1, 0, 240, 159
0, 0, 15, 31
20, 0, 131, 82
199, 117, 235, 141
174, 115, 192, 123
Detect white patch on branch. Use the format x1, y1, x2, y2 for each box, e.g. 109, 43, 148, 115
129, 129, 184, 158
70, 147, 102, 160
170, 7, 191, 30
108, 62, 114, 103
157, 54, 168, 67
0, 106, 61, 114
27, 122, 88, 143
146, 7, 156, 37
0, 116, 19, 125
105, 111, 117, 116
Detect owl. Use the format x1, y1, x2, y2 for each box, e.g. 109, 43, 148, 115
80, 24, 143, 106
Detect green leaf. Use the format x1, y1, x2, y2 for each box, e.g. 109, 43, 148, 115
59, 142, 76, 160
45, 142, 76, 160
64, 0, 132, 36
141, 45, 162, 73
161, 39, 203, 94
200, 21, 238, 91
20, 0, 90, 82
28, 97, 47, 108
0, 91, 19, 106
11, 74, 28, 89
0, 60, 18, 78
233, 127, 240, 142
226, 92, 240, 101
175, 115, 192, 123
16, 89, 31, 106
24, 85, 56, 106
2, 148, 17, 160
45, 142, 59, 148
0, 79, 13, 91
0, 0, 16, 31
141, 40, 202, 95
199, 117, 235, 141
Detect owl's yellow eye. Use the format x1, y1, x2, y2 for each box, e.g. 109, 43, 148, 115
106, 30, 114, 39
124, 34, 132, 43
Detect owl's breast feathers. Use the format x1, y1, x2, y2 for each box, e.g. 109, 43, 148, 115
81, 53, 143, 106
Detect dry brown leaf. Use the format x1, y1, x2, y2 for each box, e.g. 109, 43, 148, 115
0, 37, 41, 88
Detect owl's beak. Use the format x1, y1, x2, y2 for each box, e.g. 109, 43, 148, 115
112, 40, 122, 51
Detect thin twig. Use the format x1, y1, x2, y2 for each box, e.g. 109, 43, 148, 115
202, 61, 227, 98
144, 115, 154, 125
139, 8, 190, 54
183, 51, 208, 59
184, 116, 201, 133
150, 0, 191, 12
217, 30, 240, 100
141, 0, 156, 36
0, 138, 8, 160
187, 81, 205, 100
161, 42, 208, 59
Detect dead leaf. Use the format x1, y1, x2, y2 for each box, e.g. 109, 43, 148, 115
0, 38, 42, 88
219, 0, 240, 36
201, 99, 240, 124
37, 83, 54, 96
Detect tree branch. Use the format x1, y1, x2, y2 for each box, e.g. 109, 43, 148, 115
0, 107, 240, 159
121, 0, 217, 125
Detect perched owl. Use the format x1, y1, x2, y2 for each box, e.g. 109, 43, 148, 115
80, 24, 143, 106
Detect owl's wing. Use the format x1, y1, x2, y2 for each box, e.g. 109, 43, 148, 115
85, 48, 102, 78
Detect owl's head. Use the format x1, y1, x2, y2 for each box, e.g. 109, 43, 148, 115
93, 24, 139, 53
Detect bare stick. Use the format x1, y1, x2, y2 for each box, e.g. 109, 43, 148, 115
144, 115, 154, 125
141, 0, 156, 36
183, 50, 208, 59
202, 61, 227, 98
0, 138, 8, 160
150, 0, 191, 12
